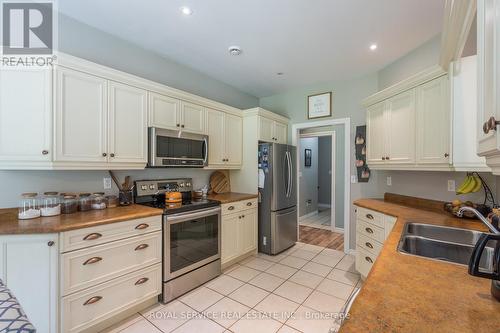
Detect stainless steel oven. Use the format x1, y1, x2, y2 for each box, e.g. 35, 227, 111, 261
148, 127, 208, 167
162, 206, 221, 303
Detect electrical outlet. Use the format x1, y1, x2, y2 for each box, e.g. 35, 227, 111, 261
387, 176, 392, 186
103, 177, 112, 190
447, 180, 456, 192
351, 175, 357, 183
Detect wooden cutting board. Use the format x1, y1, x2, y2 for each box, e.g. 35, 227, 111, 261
210, 170, 231, 194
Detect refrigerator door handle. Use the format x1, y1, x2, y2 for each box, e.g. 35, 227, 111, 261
286, 151, 292, 198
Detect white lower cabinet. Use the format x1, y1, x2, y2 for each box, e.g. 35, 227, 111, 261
355, 207, 396, 279
221, 199, 258, 265
0, 234, 58, 333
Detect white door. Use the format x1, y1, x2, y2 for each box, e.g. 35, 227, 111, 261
366, 102, 386, 164
225, 114, 243, 166
0, 234, 58, 333
55, 67, 108, 162
274, 122, 288, 144
206, 109, 226, 166
108, 82, 148, 164
0, 67, 52, 162
259, 116, 274, 142
416, 76, 450, 164
148, 92, 180, 130
386, 90, 416, 164
221, 214, 240, 264
181, 101, 206, 134
239, 209, 257, 254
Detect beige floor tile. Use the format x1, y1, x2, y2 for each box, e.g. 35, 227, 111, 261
311, 253, 342, 267
288, 248, 317, 260
229, 310, 283, 333
229, 283, 270, 308
319, 248, 345, 258
288, 270, 323, 289
303, 290, 345, 313
248, 272, 285, 292
242, 257, 275, 271
227, 265, 261, 282
172, 315, 225, 333
286, 305, 336, 333
316, 278, 354, 300
279, 255, 308, 269
294, 242, 306, 248
118, 318, 162, 333
265, 263, 298, 279
299, 244, 324, 253
141, 301, 197, 333
277, 325, 301, 333
100, 313, 144, 333
180, 287, 224, 311
301, 261, 332, 277
256, 252, 288, 262
327, 268, 360, 286
254, 293, 300, 323
335, 255, 356, 272
204, 297, 250, 328
206, 274, 245, 295
274, 281, 313, 304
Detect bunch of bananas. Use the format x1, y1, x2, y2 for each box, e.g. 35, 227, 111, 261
456, 174, 483, 195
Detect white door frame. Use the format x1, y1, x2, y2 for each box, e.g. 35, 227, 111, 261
292, 118, 351, 254
299, 131, 337, 233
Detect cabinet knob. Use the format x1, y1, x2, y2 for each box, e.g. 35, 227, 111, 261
385, 156, 390, 160
444, 153, 449, 158
483, 116, 500, 134
176, 124, 180, 127
42, 150, 49, 155
382, 157, 386, 161
246, 202, 253, 206
47, 241, 55, 247
102, 153, 107, 157
228, 206, 235, 210
110, 153, 115, 157
181, 124, 185, 128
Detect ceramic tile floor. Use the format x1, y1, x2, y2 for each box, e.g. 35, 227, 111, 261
101, 242, 362, 333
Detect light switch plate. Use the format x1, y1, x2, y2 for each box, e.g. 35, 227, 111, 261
387, 176, 392, 186
447, 180, 456, 192
351, 175, 357, 183
103, 177, 112, 190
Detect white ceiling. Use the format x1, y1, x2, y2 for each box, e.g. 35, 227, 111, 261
58, 0, 445, 98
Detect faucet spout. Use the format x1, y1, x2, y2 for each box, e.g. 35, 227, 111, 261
457, 206, 500, 234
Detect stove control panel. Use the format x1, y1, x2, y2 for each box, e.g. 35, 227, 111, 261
135, 178, 194, 197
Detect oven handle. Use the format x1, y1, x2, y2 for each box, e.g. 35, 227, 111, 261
149, 127, 156, 166
166, 207, 221, 224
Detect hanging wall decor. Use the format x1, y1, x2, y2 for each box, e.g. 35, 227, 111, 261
308, 92, 332, 119
355, 125, 370, 182
304, 149, 312, 167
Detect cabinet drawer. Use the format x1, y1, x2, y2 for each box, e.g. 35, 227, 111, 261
356, 207, 384, 228
357, 233, 383, 256
61, 232, 161, 295
61, 263, 161, 333
60, 216, 161, 252
355, 247, 377, 278
356, 219, 385, 243
221, 198, 258, 215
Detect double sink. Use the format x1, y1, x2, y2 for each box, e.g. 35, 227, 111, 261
398, 222, 495, 271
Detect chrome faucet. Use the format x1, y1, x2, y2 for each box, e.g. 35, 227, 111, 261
457, 206, 500, 234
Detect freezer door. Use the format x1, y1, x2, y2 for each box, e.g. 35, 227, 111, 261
271, 206, 298, 254
271, 143, 290, 211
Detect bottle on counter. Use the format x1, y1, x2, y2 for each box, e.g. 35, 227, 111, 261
78, 193, 92, 211
91, 192, 107, 210
61, 195, 78, 214
18, 193, 40, 220
40, 192, 61, 217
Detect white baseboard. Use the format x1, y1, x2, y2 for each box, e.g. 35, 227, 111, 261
346, 249, 356, 256
299, 210, 318, 220
318, 203, 331, 209
333, 227, 344, 234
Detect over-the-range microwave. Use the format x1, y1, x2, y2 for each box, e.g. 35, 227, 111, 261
148, 127, 208, 167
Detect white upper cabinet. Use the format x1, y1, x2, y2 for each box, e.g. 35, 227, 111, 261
274, 121, 288, 144
416, 76, 450, 165
108, 82, 148, 163
0, 67, 52, 163
258, 115, 288, 144
148, 92, 180, 130
387, 90, 416, 164
206, 109, 242, 168
225, 113, 243, 166
181, 101, 206, 134
366, 102, 387, 165
207, 109, 226, 166
55, 67, 108, 163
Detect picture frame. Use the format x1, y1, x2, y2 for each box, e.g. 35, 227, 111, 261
308, 92, 332, 119
304, 149, 312, 167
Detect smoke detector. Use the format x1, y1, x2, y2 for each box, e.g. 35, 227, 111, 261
228, 46, 242, 56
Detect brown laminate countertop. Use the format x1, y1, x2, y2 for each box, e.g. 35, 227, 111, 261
207, 192, 258, 204
340, 199, 500, 333
0, 204, 163, 234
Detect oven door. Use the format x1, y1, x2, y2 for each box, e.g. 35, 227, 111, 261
164, 207, 221, 280
149, 127, 208, 167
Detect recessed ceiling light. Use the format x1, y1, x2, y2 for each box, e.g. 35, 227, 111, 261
276, 72, 284, 76
180, 6, 193, 15
228, 46, 242, 56
370, 43, 378, 51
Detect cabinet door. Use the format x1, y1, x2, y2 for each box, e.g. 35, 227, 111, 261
55, 67, 107, 162
181, 101, 206, 134
274, 121, 288, 144
0, 234, 58, 333
0, 67, 52, 162
149, 92, 180, 130
416, 76, 450, 164
366, 102, 386, 164
225, 114, 243, 166
207, 109, 226, 166
221, 214, 240, 264
239, 209, 257, 254
386, 90, 416, 164
259, 116, 274, 142
108, 82, 148, 163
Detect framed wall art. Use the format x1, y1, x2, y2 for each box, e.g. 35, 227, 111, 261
304, 149, 312, 167
308, 92, 332, 119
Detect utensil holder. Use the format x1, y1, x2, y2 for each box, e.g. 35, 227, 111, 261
119, 190, 133, 206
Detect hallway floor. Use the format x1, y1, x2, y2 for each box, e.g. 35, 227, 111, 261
299, 208, 332, 230
299, 226, 344, 251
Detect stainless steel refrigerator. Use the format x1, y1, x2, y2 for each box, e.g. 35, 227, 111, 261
258, 143, 298, 255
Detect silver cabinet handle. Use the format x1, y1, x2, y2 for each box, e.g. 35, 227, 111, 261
83, 257, 102, 265
83, 233, 102, 241
365, 227, 374, 234
134, 244, 149, 251
135, 277, 149, 285
365, 256, 373, 263
135, 223, 149, 230
83, 296, 102, 306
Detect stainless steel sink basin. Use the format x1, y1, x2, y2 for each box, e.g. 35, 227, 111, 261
398, 223, 495, 270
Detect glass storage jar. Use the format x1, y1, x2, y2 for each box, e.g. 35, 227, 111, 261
18, 193, 40, 220
91, 193, 107, 210
78, 193, 92, 211
40, 192, 61, 217
61, 195, 78, 214
105, 195, 119, 208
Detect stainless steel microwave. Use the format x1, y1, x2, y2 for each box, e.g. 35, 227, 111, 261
148, 127, 208, 167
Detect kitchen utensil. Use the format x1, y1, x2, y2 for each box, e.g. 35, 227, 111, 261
109, 171, 122, 190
